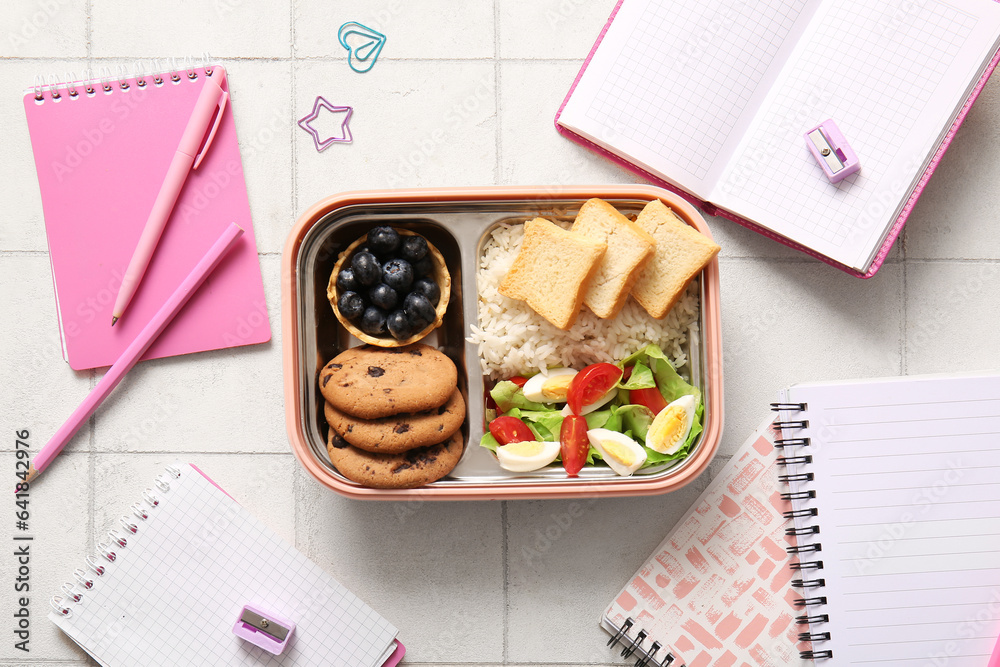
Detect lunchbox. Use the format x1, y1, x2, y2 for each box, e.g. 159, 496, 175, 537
281, 185, 723, 500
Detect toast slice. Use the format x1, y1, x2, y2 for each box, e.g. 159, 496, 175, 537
571, 198, 656, 319
632, 200, 720, 319
499, 217, 606, 330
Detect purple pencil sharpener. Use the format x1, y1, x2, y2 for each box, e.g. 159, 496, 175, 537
804, 119, 860, 183
233, 604, 295, 655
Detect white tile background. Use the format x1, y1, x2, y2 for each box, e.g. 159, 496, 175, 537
2, 0, 999, 665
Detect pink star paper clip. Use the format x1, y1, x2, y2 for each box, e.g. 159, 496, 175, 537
297, 96, 353, 152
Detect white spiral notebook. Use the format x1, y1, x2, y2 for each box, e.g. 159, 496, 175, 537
48, 464, 401, 667
775, 373, 1000, 664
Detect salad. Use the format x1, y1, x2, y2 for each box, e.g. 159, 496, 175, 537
480, 344, 704, 477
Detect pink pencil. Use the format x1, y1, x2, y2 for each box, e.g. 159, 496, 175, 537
24, 222, 244, 484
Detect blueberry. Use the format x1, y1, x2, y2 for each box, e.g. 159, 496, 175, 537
367, 226, 401, 256
405, 306, 429, 333
382, 258, 414, 292
404, 292, 436, 326
336, 268, 359, 293
369, 283, 398, 311
360, 306, 387, 336
337, 291, 365, 321
412, 278, 440, 306
386, 309, 412, 340
400, 235, 428, 262
351, 251, 381, 286
412, 255, 434, 278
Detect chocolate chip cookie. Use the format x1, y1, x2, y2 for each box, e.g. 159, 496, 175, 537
326, 429, 463, 489
319, 343, 457, 419
325, 388, 466, 454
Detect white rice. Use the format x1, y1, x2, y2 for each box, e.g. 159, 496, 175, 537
467, 222, 701, 380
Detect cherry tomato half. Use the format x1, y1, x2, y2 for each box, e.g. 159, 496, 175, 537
567, 363, 623, 415
621, 365, 634, 382
560, 415, 589, 477
489, 416, 535, 445
629, 387, 667, 415
509, 376, 529, 388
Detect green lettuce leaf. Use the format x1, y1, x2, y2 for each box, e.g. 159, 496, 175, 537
620, 362, 655, 390
480, 431, 500, 452
621, 344, 698, 404
614, 404, 656, 442
517, 410, 564, 441
490, 380, 550, 413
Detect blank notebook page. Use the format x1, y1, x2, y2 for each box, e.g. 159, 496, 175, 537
558, 0, 821, 198
779, 374, 1000, 666
718, 0, 1000, 271
49, 464, 398, 667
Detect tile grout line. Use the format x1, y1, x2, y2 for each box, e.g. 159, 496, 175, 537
501, 500, 509, 665
900, 226, 908, 376
87, 438, 95, 585
494, 9, 510, 664
901, 261, 908, 375
494, 0, 502, 187
290, 6, 298, 230
0, 56, 587, 64
290, 3, 300, 554
85, 0, 92, 59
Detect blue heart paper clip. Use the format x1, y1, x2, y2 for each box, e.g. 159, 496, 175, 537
338, 22, 386, 74
297, 97, 353, 152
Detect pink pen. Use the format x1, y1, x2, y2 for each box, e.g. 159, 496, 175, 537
111, 69, 229, 326
24, 223, 244, 484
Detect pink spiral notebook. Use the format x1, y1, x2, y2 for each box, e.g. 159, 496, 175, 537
23, 64, 269, 370
556, 0, 1000, 278
601, 416, 803, 666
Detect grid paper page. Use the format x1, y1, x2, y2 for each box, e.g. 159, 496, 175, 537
559, 0, 819, 198
717, 0, 1000, 270
49, 464, 397, 667
779, 374, 1000, 666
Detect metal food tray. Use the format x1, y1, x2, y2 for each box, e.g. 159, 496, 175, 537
282, 186, 723, 500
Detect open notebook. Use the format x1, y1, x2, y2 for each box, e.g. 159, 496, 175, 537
776, 374, 1000, 664
557, 0, 1000, 276
49, 464, 402, 667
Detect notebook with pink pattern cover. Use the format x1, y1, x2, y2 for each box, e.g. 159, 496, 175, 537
23, 64, 269, 370
556, 0, 1000, 278
602, 416, 805, 667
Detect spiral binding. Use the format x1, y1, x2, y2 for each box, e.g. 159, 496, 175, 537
49, 467, 177, 618
30, 54, 214, 105
772, 402, 831, 660
606, 617, 683, 667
